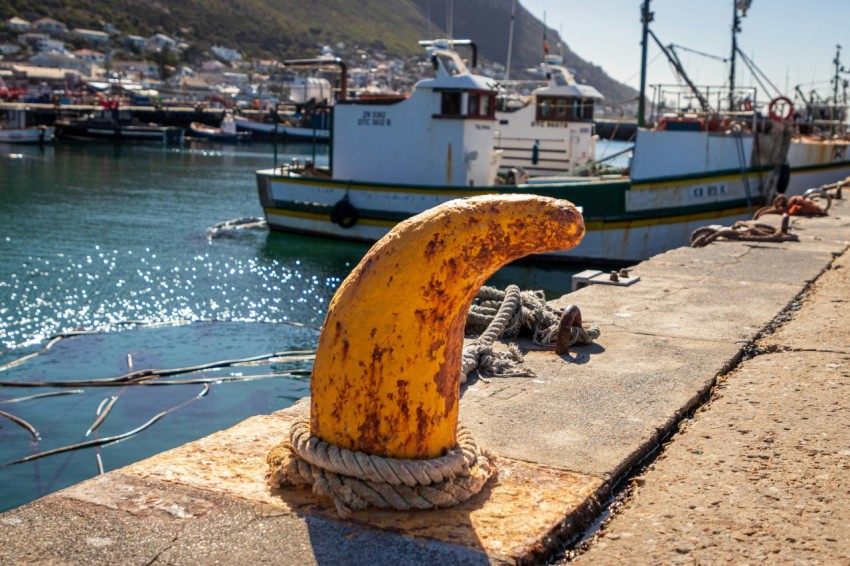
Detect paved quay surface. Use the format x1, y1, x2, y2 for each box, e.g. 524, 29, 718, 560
570, 222, 850, 564
0, 197, 847, 564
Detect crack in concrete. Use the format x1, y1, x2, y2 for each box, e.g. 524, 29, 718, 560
144, 533, 180, 566
551, 244, 847, 563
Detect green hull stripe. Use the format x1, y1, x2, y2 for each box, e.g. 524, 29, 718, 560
265, 203, 752, 232
789, 160, 850, 174
262, 166, 767, 222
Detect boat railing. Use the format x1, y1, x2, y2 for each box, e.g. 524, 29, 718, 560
650, 83, 759, 120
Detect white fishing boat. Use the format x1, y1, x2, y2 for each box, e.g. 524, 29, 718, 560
0, 106, 54, 144
784, 96, 850, 193
256, 39, 793, 264
495, 52, 603, 177
233, 113, 330, 142
491, 0, 850, 197
189, 113, 252, 143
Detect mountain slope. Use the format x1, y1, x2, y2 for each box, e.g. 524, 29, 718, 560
412, 0, 639, 104
0, 0, 637, 102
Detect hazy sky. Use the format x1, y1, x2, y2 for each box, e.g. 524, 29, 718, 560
521, 0, 848, 102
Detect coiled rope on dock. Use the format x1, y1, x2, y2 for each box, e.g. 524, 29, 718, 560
754, 192, 829, 219
462, 285, 600, 382
691, 176, 846, 249
267, 413, 493, 518
690, 217, 799, 248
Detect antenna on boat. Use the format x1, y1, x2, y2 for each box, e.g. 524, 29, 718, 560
730, 0, 752, 111
446, 0, 455, 39
419, 39, 478, 70
637, 0, 653, 127
832, 44, 845, 106
542, 11, 548, 56
505, 0, 517, 80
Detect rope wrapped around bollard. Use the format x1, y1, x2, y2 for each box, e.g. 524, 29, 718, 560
267, 414, 493, 518
690, 216, 798, 248
268, 285, 597, 516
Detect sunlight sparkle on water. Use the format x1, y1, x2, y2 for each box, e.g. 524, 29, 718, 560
0, 245, 339, 350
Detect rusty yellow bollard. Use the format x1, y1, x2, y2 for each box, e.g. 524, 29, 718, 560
311, 194, 584, 460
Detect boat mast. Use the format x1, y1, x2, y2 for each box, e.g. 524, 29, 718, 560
729, 3, 738, 110
504, 0, 517, 80
832, 44, 843, 106
729, 1, 751, 111
637, 0, 652, 127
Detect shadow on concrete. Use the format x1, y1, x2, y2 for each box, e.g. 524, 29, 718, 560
559, 342, 606, 364
268, 475, 494, 564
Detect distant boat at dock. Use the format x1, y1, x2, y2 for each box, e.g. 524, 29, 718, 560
495, 51, 603, 176
189, 113, 252, 143
595, 119, 638, 142
234, 113, 330, 142
55, 108, 183, 144
0, 106, 54, 144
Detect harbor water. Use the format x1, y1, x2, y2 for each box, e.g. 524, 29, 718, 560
0, 140, 618, 512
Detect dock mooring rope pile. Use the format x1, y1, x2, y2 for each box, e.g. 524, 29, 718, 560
267, 414, 493, 518
690, 217, 799, 248
690, 176, 848, 249
462, 284, 600, 382
754, 192, 830, 219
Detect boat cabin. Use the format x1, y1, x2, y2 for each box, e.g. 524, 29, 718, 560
329, 40, 501, 187
0, 105, 28, 130
495, 53, 603, 176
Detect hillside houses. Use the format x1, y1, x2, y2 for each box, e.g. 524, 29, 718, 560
32, 17, 67, 36
73, 28, 110, 45
4, 16, 185, 55
0, 12, 466, 108
6, 17, 30, 32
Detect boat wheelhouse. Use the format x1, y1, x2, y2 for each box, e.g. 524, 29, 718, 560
495, 53, 603, 177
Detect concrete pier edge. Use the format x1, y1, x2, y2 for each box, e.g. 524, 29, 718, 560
1, 199, 847, 564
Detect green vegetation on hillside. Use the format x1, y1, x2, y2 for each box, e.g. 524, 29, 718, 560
0, 0, 637, 103
0, 0, 431, 58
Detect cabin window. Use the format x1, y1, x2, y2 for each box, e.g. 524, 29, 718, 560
440, 91, 462, 116
437, 90, 495, 119
536, 96, 594, 122
577, 99, 594, 120
555, 99, 568, 119
467, 91, 495, 119
479, 93, 492, 117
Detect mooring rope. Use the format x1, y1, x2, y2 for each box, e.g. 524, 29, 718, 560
820, 175, 849, 199
461, 284, 601, 382
267, 413, 493, 518
754, 194, 829, 219
690, 217, 799, 248
268, 284, 600, 516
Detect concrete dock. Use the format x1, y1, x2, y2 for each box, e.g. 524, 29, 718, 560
1, 198, 848, 564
